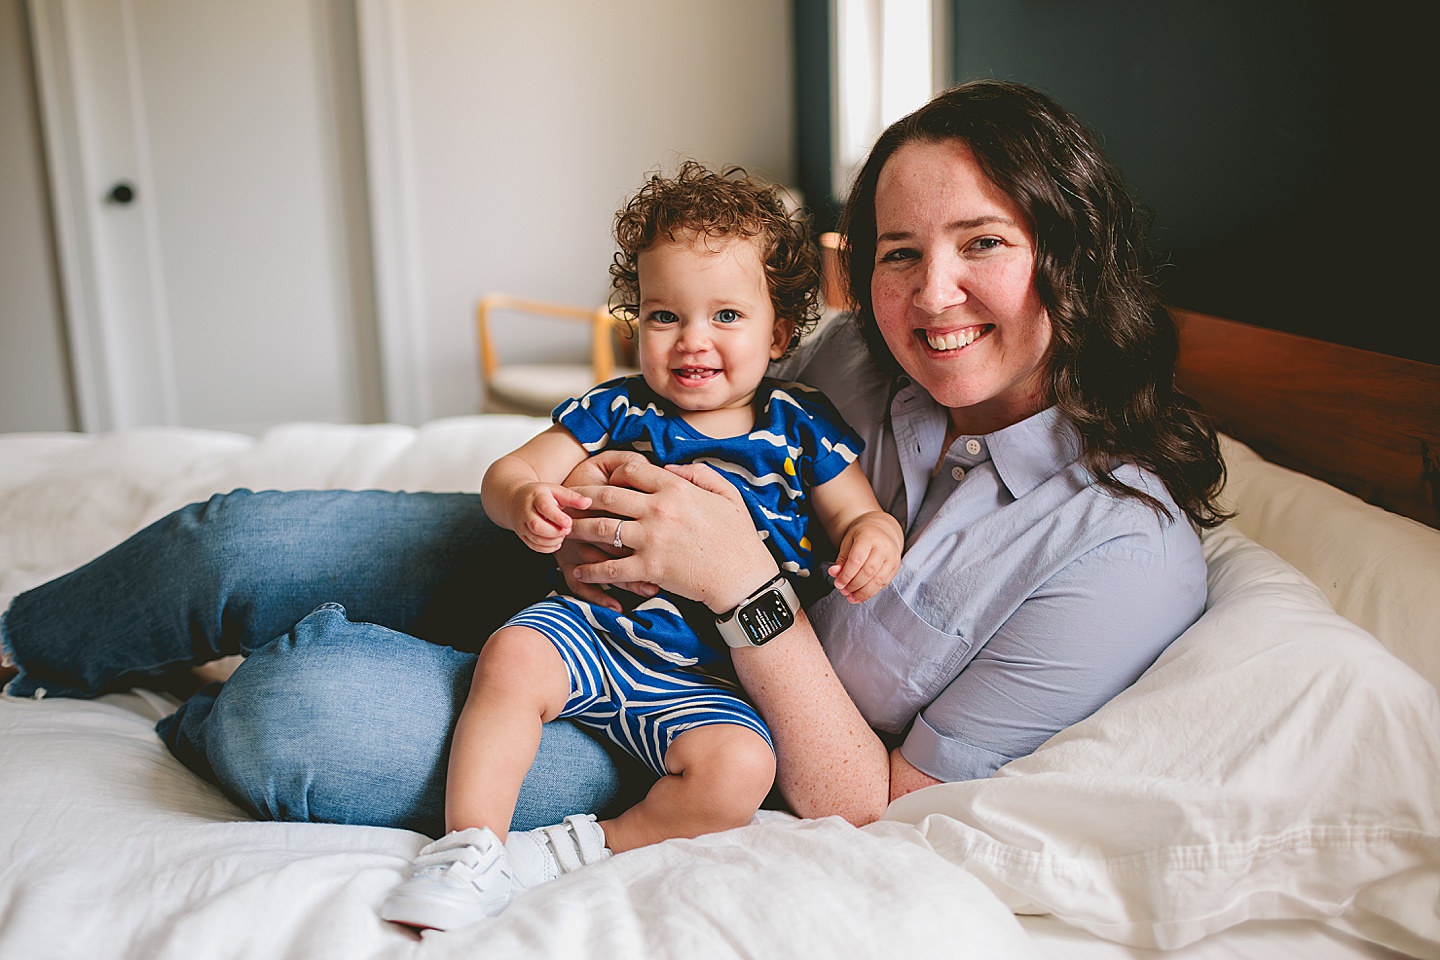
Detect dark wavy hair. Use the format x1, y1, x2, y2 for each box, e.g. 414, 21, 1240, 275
610, 161, 823, 357
838, 79, 1228, 527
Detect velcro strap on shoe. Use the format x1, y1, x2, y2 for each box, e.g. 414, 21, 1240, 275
412, 827, 502, 877
414, 845, 485, 871
542, 823, 584, 873
536, 815, 609, 875
563, 815, 608, 865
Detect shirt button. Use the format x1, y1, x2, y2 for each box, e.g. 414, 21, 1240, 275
950, 466, 965, 481
964, 438, 982, 455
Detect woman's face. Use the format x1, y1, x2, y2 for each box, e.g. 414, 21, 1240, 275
870, 138, 1052, 434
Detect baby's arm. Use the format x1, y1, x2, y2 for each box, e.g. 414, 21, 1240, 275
809, 463, 904, 603
481, 425, 592, 553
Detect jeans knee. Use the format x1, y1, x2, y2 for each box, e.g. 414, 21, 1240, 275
174, 604, 468, 831
159, 604, 637, 833
163, 489, 260, 574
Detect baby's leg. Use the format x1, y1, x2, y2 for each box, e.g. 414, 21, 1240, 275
600, 723, 775, 854
446, 624, 573, 837
383, 619, 578, 929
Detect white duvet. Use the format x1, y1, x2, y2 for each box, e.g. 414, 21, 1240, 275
3, 418, 1438, 960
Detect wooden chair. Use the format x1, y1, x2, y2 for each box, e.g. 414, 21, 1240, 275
477, 294, 636, 415
819, 231, 848, 311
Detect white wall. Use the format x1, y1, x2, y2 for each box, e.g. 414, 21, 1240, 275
0, 0, 73, 432
389, 0, 795, 419
3, 1, 794, 431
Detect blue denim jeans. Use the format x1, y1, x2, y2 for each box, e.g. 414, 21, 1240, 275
2, 489, 644, 834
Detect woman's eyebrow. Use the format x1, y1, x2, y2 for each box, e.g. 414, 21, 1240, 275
876, 216, 1020, 244
951, 215, 1019, 230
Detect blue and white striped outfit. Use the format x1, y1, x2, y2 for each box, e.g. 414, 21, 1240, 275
501, 376, 863, 776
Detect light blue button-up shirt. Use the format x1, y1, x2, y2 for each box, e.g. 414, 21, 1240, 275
778, 315, 1207, 781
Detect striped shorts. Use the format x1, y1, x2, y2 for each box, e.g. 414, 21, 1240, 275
501, 598, 772, 777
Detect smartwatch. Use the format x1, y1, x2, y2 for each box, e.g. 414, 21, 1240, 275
715, 573, 801, 648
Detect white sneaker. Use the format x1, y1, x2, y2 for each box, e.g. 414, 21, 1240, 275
505, 814, 612, 890
381, 827, 518, 930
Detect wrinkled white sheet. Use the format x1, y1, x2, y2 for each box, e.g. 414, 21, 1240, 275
0, 418, 1036, 959
3, 418, 1436, 960
0, 691, 1033, 960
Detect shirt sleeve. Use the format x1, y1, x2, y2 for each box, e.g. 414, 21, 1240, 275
787, 387, 866, 488
898, 541, 1206, 782
552, 378, 629, 452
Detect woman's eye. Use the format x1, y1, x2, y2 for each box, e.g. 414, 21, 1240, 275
715, 309, 740, 324
878, 248, 917, 263
970, 237, 1003, 252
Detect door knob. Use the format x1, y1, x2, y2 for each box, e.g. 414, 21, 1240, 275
107, 182, 136, 205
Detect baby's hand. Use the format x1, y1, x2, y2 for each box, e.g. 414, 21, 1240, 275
828, 512, 903, 603
515, 482, 591, 554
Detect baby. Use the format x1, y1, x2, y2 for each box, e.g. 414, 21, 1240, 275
382, 162, 902, 930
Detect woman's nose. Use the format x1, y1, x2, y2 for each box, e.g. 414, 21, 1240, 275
912, 259, 967, 315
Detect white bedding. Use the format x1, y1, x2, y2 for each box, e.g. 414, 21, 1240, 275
2, 418, 1437, 960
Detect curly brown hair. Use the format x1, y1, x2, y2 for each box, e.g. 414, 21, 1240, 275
839, 80, 1230, 528
609, 161, 822, 357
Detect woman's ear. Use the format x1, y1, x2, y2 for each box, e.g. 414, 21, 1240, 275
770, 318, 796, 358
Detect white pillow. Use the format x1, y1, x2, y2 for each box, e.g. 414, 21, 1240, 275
1218, 434, 1440, 690
884, 524, 1440, 957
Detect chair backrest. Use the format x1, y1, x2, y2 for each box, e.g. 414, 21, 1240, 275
476, 294, 635, 415
818, 232, 848, 310
477, 293, 620, 383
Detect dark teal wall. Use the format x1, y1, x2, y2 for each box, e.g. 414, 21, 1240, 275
946, 0, 1431, 363
792, 0, 1432, 363
794, 0, 839, 233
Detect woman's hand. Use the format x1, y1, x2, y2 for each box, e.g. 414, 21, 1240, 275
552, 540, 625, 611
563, 451, 780, 612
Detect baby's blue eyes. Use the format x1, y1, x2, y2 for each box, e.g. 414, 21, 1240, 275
646, 309, 741, 324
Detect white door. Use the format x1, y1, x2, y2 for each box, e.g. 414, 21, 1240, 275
29, 0, 381, 433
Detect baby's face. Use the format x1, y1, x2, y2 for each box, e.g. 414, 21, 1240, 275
634, 232, 791, 417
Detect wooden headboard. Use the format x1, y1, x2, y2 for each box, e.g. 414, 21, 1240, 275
1172, 309, 1440, 529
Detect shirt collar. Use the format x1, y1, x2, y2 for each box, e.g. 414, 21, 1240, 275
988, 406, 1082, 498
891, 380, 1081, 500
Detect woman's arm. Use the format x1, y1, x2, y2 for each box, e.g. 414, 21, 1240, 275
731, 611, 891, 823
565, 451, 892, 824
889, 747, 943, 802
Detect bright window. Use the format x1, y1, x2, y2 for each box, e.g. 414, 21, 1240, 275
833, 0, 936, 198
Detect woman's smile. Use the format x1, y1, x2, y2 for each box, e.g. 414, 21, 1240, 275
921, 324, 993, 353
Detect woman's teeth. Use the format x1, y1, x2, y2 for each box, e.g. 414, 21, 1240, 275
925, 327, 986, 352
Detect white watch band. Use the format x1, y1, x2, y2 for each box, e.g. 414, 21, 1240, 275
714, 574, 800, 648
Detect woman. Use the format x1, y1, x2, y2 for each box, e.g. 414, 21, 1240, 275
1, 80, 1226, 835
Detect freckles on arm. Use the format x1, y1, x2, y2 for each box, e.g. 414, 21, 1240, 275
888, 747, 942, 803
731, 616, 891, 826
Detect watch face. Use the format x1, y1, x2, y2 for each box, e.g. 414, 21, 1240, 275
737, 589, 795, 645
